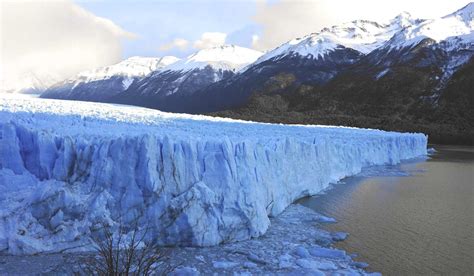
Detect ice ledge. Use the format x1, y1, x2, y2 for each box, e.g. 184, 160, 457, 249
0, 97, 427, 254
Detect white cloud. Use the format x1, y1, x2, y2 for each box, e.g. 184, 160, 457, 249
158, 38, 190, 51
251, 34, 260, 48
0, 0, 134, 93
253, 0, 473, 51
193, 32, 227, 49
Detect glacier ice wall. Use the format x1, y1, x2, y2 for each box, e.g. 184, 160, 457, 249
0, 96, 427, 254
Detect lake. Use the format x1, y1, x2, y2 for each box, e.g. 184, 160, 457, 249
299, 145, 474, 275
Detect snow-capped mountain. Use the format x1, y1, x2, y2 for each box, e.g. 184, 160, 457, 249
41, 56, 179, 101
171, 13, 423, 114
70, 56, 180, 84
362, 3, 474, 100
110, 45, 263, 110
389, 3, 473, 50
165, 44, 262, 72
254, 13, 421, 65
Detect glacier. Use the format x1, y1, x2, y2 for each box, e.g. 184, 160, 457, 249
0, 94, 427, 254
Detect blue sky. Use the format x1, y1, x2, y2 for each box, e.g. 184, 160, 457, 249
76, 0, 262, 59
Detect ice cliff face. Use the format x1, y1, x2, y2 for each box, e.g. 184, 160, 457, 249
0, 95, 427, 254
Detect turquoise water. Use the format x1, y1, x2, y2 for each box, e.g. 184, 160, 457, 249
299, 145, 474, 275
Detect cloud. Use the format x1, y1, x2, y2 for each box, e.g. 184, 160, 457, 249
226, 24, 262, 49
158, 32, 227, 54
159, 38, 190, 51
251, 35, 260, 48
253, 0, 473, 51
0, 0, 134, 92
193, 32, 227, 49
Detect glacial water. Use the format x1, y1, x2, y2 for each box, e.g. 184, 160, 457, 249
300, 145, 474, 275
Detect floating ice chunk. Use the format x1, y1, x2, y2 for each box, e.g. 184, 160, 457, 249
294, 246, 311, 258
351, 261, 369, 269
308, 247, 347, 259
278, 254, 293, 269
247, 253, 267, 265
316, 215, 337, 223
296, 258, 335, 272
212, 261, 239, 269
316, 261, 338, 270
314, 236, 333, 247
195, 255, 205, 262
243, 261, 258, 269
331, 232, 349, 241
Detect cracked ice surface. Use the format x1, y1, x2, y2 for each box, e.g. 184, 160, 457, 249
0, 95, 427, 254
0, 205, 379, 275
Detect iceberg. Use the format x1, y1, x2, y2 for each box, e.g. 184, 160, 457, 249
0, 95, 427, 254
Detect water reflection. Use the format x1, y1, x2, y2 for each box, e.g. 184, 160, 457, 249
299, 146, 474, 275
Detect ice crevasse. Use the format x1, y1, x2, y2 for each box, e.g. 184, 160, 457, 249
0, 95, 427, 254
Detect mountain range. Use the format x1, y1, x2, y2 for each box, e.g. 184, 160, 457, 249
41, 3, 474, 144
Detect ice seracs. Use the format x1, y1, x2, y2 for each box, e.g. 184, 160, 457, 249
0, 94, 427, 254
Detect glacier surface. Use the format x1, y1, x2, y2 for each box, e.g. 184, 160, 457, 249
0, 94, 427, 254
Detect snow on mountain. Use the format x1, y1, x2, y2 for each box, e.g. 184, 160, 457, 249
110, 45, 264, 106
164, 45, 262, 72
388, 3, 474, 49
0, 94, 427, 254
452, 2, 474, 22
254, 13, 422, 65
63, 56, 180, 88
3, 57, 179, 95
41, 56, 180, 101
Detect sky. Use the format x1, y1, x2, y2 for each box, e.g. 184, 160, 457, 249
1, 0, 472, 92
77, 0, 262, 58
